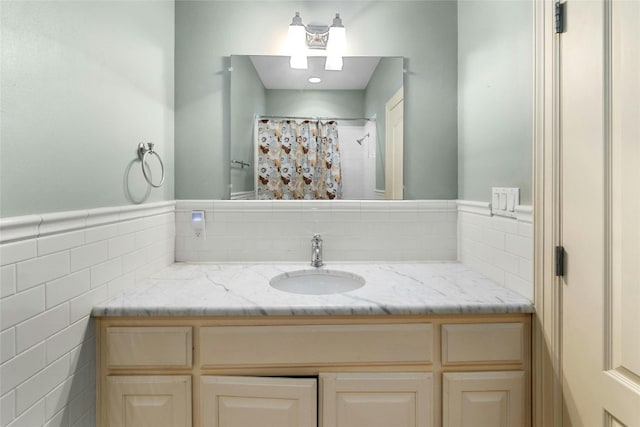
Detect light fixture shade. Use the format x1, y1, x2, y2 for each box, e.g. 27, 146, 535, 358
324, 55, 343, 71
290, 55, 308, 70
288, 22, 306, 51
326, 14, 345, 71
327, 12, 346, 51
288, 12, 308, 69
327, 26, 346, 52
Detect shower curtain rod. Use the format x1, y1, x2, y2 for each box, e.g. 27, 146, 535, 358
255, 115, 375, 122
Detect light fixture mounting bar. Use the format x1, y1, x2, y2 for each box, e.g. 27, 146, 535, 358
305, 25, 330, 49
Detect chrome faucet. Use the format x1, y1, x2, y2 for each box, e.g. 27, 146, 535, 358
311, 234, 323, 267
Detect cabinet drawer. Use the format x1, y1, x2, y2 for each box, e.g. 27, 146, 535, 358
106, 326, 193, 369
441, 323, 524, 365
200, 324, 432, 368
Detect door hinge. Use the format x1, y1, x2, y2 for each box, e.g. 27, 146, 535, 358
555, 1, 566, 33
555, 246, 565, 277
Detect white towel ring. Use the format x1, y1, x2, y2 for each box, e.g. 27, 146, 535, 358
137, 142, 165, 188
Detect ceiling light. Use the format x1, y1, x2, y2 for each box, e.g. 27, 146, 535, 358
308, 77, 322, 84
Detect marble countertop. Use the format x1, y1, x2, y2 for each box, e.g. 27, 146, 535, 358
92, 262, 534, 317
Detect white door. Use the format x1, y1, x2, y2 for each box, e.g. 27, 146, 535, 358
560, 0, 640, 425
385, 87, 404, 200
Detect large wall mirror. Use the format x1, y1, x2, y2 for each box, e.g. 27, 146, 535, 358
175, 0, 533, 203
230, 55, 403, 200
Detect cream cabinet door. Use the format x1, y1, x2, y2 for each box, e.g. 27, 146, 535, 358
320, 372, 433, 427
106, 375, 192, 427
442, 371, 526, 427
200, 376, 316, 427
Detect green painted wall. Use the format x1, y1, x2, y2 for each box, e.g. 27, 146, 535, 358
0, 0, 534, 216
229, 55, 266, 195
265, 90, 365, 118
364, 57, 404, 191
0, 1, 175, 217
457, 0, 533, 204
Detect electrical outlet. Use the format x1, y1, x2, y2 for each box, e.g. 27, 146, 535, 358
191, 210, 206, 239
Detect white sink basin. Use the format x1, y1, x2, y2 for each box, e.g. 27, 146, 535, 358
270, 269, 365, 295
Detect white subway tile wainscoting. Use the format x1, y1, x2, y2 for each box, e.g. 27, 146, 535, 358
0, 198, 534, 426
175, 200, 459, 262
457, 201, 533, 299
0, 202, 174, 427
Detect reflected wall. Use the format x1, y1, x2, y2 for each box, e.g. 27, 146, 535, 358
229, 56, 402, 199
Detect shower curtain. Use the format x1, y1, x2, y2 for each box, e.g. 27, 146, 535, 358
256, 119, 343, 200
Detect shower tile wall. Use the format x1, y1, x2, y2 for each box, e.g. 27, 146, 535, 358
338, 125, 377, 200
175, 200, 458, 262
0, 202, 174, 427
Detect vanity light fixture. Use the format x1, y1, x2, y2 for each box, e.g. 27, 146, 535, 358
287, 12, 347, 71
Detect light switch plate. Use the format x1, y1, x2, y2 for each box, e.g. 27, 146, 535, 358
491, 188, 519, 218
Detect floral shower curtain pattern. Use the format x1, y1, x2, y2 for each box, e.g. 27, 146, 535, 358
256, 119, 343, 200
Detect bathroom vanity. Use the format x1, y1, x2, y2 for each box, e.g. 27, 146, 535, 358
93, 263, 534, 427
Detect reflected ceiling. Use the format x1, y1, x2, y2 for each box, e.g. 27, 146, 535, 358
249, 56, 381, 90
